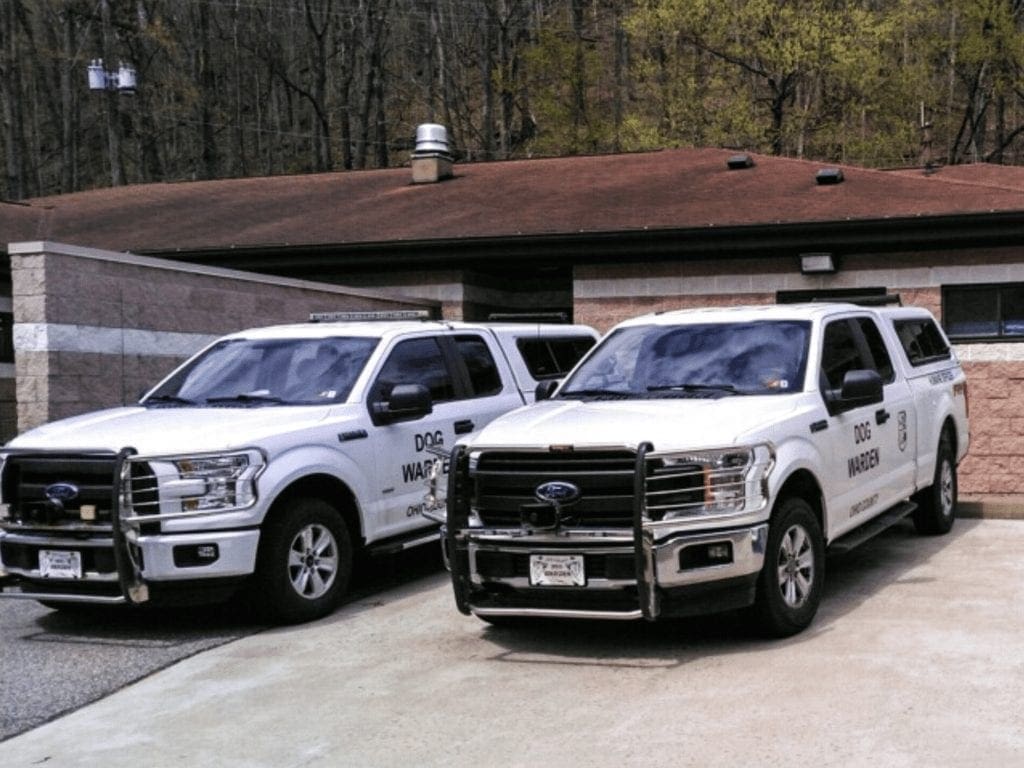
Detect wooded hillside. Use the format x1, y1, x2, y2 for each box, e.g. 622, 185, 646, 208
3, 0, 1024, 200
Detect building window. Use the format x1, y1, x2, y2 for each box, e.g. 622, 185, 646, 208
0, 313, 12, 364
943, 284, 1024, 340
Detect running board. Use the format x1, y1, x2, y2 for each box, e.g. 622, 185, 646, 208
365, 528, 441, 557
829, 501, 917, 555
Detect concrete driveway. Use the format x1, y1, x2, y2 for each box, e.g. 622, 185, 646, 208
3, 518, 1022, 767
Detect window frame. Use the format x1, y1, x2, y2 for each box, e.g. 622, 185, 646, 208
942, 283, 1024, 342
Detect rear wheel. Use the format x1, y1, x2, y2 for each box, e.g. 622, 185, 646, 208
751, 496, 824, 638
252, 497, 352, 624
913, 432, 957, 535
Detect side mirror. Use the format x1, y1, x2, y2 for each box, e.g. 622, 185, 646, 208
535, 380, 560, 401
828, 369, 883, 414
372, 383, 432, 424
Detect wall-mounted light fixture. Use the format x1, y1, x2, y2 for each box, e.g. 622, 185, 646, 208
87, 59, 137, 94
800, 252, 837, 274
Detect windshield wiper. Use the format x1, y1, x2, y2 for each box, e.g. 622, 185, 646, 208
646, 383, 742, 396
205, 392, 285, 405
142, 394, 197, 406
558, 388, 634, 399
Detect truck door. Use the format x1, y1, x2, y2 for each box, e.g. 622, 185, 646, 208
367, 333, 522, 539
817, 316, 916, 540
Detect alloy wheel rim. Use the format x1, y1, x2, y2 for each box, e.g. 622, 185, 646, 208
940, 460, 955, 517
287, 523, 338, 599
777, 523, 814, 608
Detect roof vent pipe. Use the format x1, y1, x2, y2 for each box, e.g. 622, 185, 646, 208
816, 167, 844, 185
411, 123, 454, 184
727, 154, 755, 170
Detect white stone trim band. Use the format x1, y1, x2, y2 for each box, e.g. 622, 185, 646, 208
14, 323, 218, 357
954, 343, 1024, 362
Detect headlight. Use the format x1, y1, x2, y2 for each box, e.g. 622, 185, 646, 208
172, 450, 264, 512
646, 444, 774, 520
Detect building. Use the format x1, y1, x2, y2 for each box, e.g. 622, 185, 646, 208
4, 147, 1024, 500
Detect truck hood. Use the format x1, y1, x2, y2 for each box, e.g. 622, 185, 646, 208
5, 406, 338, 456
469, 396, 799, 450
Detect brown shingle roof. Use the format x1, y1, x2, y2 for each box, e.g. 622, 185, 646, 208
16, 148, 1024, 254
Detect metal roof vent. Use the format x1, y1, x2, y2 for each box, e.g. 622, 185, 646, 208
411, 123, 453, 184
816, 167, 845, 185
727, 154, 755, 170
413, 124, 451, 158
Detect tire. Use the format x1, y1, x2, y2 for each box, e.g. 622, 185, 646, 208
252, 497, 353, 624
751, 497, 825, 638
913, 432, 957, 535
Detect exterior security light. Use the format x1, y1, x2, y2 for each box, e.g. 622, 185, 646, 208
800, 253, 837, 274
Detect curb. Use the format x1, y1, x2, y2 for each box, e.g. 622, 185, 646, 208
958, 498, 1024, 521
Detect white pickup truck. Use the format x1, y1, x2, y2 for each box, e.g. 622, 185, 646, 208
439, 302, 969, 636
0, 314, 597, 622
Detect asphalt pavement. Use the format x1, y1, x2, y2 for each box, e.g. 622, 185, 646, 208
2, 518, 1022, 767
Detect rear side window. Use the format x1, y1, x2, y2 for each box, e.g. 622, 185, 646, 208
454, 335, 502, 397
893, 319, 951, 366
517, 336, 596, 380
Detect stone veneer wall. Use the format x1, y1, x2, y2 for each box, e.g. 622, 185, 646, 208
574, 248, 1024, 498
8, 241, 438, 437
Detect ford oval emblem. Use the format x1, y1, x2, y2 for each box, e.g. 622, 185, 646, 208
535, 480, 581, 506
45, 482, 80, 503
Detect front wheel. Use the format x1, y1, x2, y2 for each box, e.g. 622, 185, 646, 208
252, 497, 353, 624
913, 433, 957, 535
751, 497, 824, 638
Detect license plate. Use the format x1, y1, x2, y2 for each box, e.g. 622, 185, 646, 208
529, 554, 585, 587
39, 549, 82, 579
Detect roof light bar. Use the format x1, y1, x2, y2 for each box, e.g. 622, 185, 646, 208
309, 310, 432, 323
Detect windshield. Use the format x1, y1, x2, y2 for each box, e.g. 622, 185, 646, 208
143, 336, 380, 407
559, 321, 811, 399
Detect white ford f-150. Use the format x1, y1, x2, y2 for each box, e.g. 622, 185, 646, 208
437, 302, 969, 636
0, 314, 597, 622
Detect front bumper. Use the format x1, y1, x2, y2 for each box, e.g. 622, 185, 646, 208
0, 447, 263, 606
0, 526, 260, 604
450, 522, 768, 621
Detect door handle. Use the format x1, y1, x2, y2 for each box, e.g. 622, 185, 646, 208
454, 419, 475, 435
875, 409, 890, 425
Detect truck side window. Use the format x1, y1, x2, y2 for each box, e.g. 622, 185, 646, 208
894, 319, 951, 366
517, 336, 596, 380
820, 320, 864, 390
855, 318, 895, 383
370, 337, 455, 404
454, 335, 502, 397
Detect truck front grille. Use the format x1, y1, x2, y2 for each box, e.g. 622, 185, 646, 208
472, 450, 637, 528
0, 452, 154, 529
2, 453, 119, 527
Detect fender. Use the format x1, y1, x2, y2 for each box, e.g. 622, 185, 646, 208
256, 443, 372, 534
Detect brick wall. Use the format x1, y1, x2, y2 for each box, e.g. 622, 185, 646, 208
8, 241, 439, 436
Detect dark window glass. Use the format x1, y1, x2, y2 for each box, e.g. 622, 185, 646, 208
893, 319, 951, 366
821, 320, 865, 390
941, 284, 1024, 339
855, 318, 894, 383
517, 336, 596, 380
0, 312, 13, 364
371, 337, 454, 403
454, 335, 502, 397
